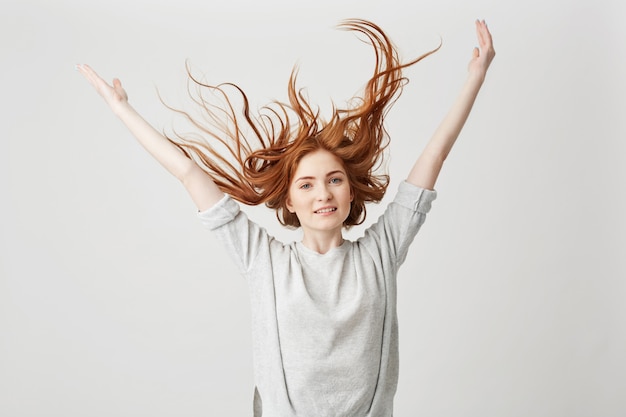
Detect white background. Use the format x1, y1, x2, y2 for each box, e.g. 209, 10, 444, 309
1, 0, 625, 416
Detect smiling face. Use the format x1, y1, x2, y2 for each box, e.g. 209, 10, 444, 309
286, 149, 353, 241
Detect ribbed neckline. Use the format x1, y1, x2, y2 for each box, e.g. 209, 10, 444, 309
294, 240, 350, 259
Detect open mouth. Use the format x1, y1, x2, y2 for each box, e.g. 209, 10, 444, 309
315, 207, 337, 214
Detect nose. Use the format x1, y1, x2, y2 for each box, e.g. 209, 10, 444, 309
317, 184, 333, 201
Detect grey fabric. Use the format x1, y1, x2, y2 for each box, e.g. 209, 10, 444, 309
198, 181, 436, 417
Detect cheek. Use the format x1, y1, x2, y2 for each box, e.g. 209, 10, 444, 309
339, 190, 352, 207
286, 188, 305, 213
344, 185, 354, 202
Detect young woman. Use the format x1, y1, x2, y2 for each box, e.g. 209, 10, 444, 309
78, 18, 494, 417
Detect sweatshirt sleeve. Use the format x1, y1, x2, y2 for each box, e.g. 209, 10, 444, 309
197, 195, 273, 274
359, 181, 437, 268
197, 194, 241, 231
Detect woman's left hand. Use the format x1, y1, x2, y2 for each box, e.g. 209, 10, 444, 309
468, 20, 496, 78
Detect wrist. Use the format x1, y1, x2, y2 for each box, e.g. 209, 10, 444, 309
467, 70, 486, 84
112, 100, 133, 118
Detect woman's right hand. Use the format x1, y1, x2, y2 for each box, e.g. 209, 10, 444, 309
76, 64, 224, 210
76, 64, 129, 114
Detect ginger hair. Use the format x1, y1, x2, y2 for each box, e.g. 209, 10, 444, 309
164, 19, 438, 227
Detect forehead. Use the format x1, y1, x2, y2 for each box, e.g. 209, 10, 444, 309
293, 149, 345, 175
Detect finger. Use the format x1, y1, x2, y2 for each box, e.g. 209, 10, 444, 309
475, 20, 486, 47
88, 69, 111, 90
77, 64, 100, 86
76, 64, 99, 87
482, 22, 493, 46
77, 64, 115, 97
77, 63, 96, 78
477, 20, 493, 48
76, 63, 90, 79
112, 78, 126, 97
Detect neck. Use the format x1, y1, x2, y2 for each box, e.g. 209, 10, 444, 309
300, 230, 344, 255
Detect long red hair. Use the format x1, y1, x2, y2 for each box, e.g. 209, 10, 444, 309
165, 19, 438, 227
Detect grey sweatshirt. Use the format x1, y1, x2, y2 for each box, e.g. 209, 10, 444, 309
198, 181, 436, 417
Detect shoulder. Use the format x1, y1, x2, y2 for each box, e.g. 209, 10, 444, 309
197, 194, 241, 230
392, 181, 437, 215
355, 181, 438, 261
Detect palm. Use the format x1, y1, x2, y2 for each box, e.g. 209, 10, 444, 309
468, 20, 495, 76
76, 64, 128, 110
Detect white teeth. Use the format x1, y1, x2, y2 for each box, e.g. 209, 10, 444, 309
316, 208, 336, 214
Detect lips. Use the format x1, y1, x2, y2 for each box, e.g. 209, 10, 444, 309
314, 207, 337, 214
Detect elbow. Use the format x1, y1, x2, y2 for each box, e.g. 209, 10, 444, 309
408, 152, 446, 190
424, 147, 448, 167
176, 157, 202, 185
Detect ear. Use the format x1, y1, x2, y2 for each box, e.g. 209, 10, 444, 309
286, 195, 295, 213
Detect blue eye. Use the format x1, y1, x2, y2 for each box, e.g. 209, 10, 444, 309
300, 183, 312, 189
330, 177, 342, 184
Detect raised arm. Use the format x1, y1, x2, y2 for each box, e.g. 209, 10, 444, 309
76, 64, 224, 211
407, 20, 495, 190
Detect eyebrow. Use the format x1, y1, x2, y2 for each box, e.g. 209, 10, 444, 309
294, 170, 346, 183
